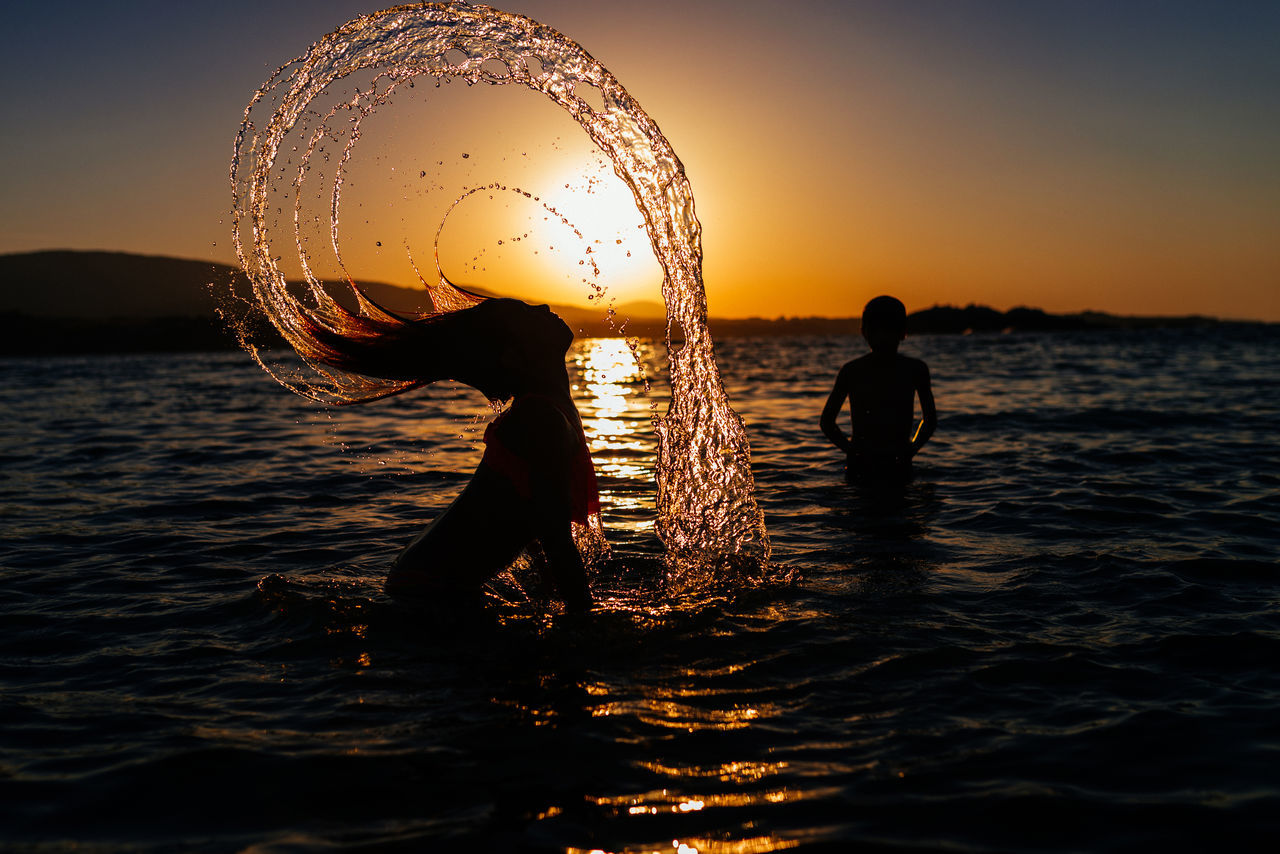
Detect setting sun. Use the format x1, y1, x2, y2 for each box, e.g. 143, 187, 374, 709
533, 163, 660, 308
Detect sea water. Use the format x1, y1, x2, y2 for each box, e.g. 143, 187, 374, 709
2, 325, 1277, 851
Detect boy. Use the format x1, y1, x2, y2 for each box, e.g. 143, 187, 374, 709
821, 296, 936, 481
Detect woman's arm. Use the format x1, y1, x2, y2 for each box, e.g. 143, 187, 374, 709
538, 521, 591, 613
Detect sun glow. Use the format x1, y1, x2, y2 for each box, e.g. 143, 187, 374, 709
534, 163, 661, 308
410, 160, 662, 310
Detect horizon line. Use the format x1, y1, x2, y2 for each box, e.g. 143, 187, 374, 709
0, 246, 1270, 325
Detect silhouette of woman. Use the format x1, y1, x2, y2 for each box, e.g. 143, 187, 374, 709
295, 294, 599, 613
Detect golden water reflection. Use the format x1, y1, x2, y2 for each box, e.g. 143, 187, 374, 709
572, 832, 798, 853
638, 759, 788, 785
572, 337, 664, 528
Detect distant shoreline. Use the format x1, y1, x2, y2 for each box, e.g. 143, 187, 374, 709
1, 309, 1267, 356
0, 249, 1268, 355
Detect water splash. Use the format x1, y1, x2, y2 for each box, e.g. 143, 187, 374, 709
229, 1, 768, 561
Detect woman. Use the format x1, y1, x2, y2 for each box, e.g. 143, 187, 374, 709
305, 297, 598, 613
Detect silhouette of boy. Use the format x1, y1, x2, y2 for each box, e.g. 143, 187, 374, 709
821, 296, 936, 481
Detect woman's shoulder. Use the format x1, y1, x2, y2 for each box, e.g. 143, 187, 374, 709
494, 394, 577, 451
508, 393, 575, 424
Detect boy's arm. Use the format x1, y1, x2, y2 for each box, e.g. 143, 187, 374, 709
820, 367, 853, 453
909, 362, 937, 456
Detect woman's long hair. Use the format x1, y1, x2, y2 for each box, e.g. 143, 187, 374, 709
228, 266, 492, 405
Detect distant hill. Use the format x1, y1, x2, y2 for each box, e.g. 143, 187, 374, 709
0, 250, 241, 319
0, 249, 465, 319
0, 249, 1251, 354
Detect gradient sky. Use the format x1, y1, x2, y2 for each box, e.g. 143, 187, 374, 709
2, 0, 1277, 319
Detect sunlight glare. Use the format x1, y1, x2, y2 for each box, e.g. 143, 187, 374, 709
536, 163, 659, 305
582, 337, 640, 421
572, 337, 657, 527
577, 338, 650, 474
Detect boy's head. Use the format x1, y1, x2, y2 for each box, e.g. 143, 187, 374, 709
861, 295, 907, 353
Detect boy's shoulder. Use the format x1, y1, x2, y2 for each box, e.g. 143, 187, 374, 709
842, 352, 929, 381
897, 353, 930, 378
842, 353, 875, 370
842, 352, 924, 371
836, 355, 871, 381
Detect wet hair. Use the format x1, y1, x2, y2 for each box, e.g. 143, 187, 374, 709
298, 307, 452, 383
297, 297, 569, 403
861, 295, 907, 339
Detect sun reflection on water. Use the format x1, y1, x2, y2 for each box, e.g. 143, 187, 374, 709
637, 759, 788, 785
571, 337, 664, 529
573, 831, 799, 853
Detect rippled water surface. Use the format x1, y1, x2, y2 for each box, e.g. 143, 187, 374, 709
2, 327, 1278, 852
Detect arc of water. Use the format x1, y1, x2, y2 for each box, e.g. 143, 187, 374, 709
231, 2, 768, 560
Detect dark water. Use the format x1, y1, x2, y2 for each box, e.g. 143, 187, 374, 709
3, 326, 1278, 852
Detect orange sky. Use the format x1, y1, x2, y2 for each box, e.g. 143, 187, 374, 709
2, 0, 1277, 320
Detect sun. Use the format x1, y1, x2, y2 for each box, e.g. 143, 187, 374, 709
532, 163, 662, 308
388, 149, 665, 310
